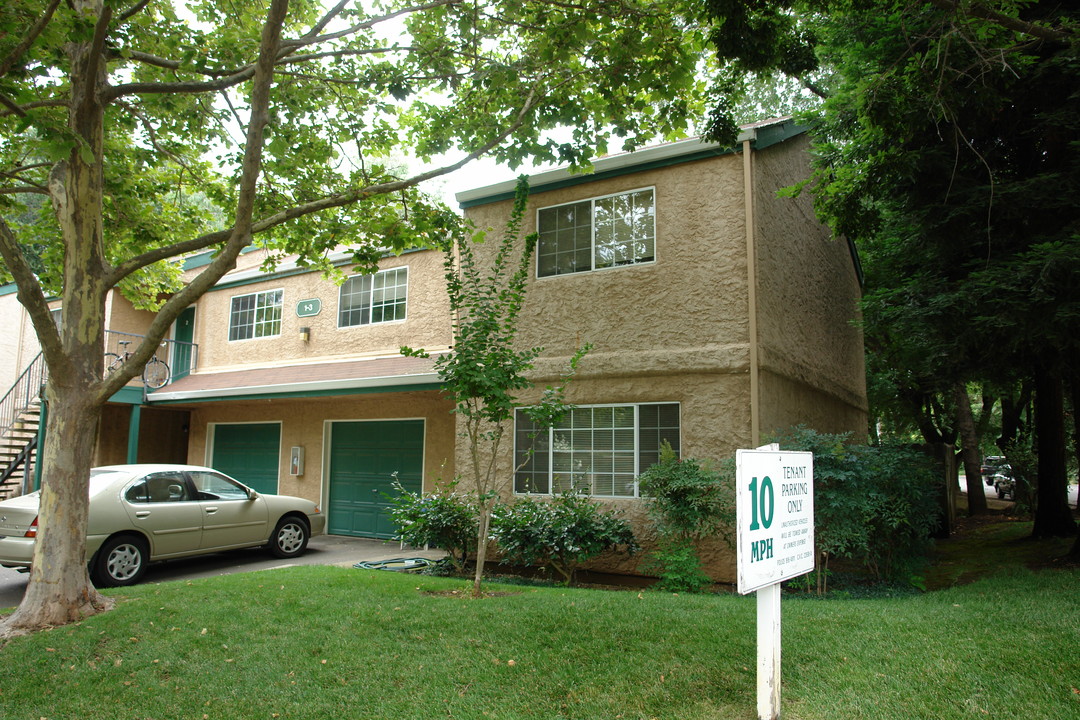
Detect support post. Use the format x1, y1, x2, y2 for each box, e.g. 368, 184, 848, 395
756, 582, 782, 720
126, 404, 142, 464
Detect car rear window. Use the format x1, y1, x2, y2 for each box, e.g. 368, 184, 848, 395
89, 470, 130, 497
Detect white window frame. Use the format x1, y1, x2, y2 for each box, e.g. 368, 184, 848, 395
513, 402, 680, 498
535, 187, 656, 278
228, 288, 283, 342
337, 266, 409, 328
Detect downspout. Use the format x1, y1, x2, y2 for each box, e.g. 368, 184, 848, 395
743, 137, 760, 447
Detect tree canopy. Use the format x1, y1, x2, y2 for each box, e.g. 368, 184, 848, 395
702, 0, 1078, 537
0, 0, 713, 633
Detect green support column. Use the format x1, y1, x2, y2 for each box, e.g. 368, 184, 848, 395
33, 400, 47, 492
127, 404, 142, 464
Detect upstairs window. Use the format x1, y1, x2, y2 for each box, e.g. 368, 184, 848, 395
536, 188, 655, 278
514, 402, 680, 498
339, 267, 408, 327
229, 289, 282, 341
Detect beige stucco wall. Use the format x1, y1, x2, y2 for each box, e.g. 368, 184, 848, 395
461, 152, 761, 581
752, 136, 868, 439
460, 372, 749, 582
183, 389, 455, 503
465, 154, 751, 373
456, 135, 868, 583
189, 249, 451, 372
0, 291, 33, 390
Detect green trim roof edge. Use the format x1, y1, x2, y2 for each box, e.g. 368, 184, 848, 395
458, 119, 811, 210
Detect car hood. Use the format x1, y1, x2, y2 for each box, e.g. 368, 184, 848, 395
0, 492, 40, 536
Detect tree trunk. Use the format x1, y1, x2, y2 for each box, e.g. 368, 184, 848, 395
472, 503, 492, 597
0, 384, 111, 636
1031, 363, 1077, 538
0, 6, 116, 637
952, 383, 988, 515
1069, 367, 1080, 515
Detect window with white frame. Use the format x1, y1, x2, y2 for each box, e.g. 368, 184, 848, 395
338, 267, 408, 327
536, 188, 655, 278
514, 402, 680, 498
228, 289, 282, 341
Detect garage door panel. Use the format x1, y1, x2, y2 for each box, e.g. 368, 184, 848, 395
329, 420, 423, 538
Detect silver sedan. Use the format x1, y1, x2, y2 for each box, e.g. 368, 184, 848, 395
0, 464, 326, 587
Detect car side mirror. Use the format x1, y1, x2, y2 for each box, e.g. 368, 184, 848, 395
247, 489, 259, 500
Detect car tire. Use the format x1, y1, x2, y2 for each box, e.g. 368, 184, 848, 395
91, 535, 149, 588
267, 516, 310, 558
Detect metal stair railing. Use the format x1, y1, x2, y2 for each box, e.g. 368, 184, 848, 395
0, 434, 37, 493
0, 352, 46, 442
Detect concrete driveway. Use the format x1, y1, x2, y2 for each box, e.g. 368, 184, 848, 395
0, 534, 447, 610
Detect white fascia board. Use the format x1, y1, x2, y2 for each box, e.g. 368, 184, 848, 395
147, 370, 440, 402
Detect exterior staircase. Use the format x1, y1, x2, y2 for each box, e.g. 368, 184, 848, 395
0, 353, 47, 500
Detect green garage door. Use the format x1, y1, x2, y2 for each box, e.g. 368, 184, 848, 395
328, 420, 424, 538
211, 423, 281, 494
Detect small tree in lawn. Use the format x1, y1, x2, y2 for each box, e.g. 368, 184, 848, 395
403, 178, 587, 598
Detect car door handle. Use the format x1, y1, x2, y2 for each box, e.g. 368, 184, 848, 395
204, 507, 219, 514
135, 510, 151, 518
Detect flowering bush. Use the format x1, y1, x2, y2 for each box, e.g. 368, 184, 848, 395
491, 492, 638, 584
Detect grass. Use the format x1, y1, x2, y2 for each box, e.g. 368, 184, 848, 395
0, 520, 1077, 720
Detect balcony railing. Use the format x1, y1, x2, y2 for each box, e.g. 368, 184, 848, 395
105, 330, 198, 389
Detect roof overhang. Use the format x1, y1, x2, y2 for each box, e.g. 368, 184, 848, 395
146, 354, 444, 404
456, 117, 810, 209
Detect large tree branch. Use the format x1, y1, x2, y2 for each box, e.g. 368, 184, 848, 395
0, 218, 65, 371
114, 0, 151, 25
0, 186, 50, 196
108, 83, 543, 286
0, 0, 62, 78
106, 0, 461, 100
99, 0, 292, 397
288, 0, 461, 48
927, 0, 1072, 44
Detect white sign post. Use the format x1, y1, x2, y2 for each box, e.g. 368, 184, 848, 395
736, 447, 814, 720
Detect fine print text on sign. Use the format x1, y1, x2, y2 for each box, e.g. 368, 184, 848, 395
736, 449, 815, 595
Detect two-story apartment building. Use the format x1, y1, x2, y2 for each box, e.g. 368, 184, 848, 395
0, 118, 867, 581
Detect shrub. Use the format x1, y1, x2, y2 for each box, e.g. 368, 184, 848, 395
639, 535, 714, 593
638, 442, 736, 541
637, 442, 735, 592
388, 480, 478, 573
491, 492, 638, 584
770, 426, 942, 590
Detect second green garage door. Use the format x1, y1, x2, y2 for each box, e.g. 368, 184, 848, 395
328, 420, 424, 538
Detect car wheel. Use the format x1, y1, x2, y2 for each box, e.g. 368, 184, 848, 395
268, 516, 310, 558
91, 535, 149, 588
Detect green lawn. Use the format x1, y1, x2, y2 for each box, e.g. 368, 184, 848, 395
0, 553, 1077, 720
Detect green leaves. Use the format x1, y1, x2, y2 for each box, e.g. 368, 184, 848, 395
771, 426, 942, 583
491, 492, 638, 584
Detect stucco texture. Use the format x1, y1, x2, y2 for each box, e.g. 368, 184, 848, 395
183, 389, 455, 502
458, 135, 867, 583
752, 136, 868, 438
189, 249, 451, 373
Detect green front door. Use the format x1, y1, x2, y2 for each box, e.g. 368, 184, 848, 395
211, 423, 281, 494
328, 420, 424, 538
172, 307, 196, 380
